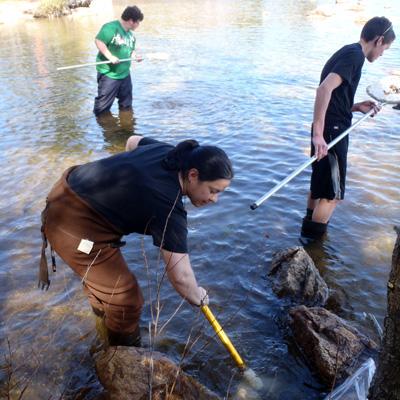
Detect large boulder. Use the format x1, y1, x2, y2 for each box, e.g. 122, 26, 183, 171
269, 247, 329, 306
94, 346, 220, 400
289, 306, 378, 386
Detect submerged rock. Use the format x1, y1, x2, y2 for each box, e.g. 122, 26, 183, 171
269, 247, 329, 306
94, 346, 220, 400
289, 305, 378, 386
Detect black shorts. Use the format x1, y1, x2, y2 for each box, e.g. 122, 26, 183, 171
310, 123, 349, 200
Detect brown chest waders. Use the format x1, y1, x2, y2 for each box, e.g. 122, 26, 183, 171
39, 167, 144, 337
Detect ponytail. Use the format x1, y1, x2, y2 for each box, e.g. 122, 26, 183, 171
163, 140, 233, 181
162, 140, 199, 171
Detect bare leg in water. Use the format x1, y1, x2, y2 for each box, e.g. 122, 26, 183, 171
307, 192, 339, 223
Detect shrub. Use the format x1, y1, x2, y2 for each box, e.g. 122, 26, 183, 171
34, 0, 69, 18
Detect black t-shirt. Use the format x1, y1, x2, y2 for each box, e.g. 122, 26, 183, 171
320, 43, 365, 127
68, 138, 188, 253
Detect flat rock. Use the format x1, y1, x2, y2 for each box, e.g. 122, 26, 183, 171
94, 346, 220, 400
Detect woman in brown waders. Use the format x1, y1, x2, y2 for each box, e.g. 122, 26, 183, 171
39, 136, 233, 346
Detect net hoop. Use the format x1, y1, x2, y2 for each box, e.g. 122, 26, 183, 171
367, 76, 400, 104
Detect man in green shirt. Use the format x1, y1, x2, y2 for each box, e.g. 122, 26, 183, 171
93, 6, 144, 116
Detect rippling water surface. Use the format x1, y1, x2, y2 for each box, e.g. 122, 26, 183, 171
0, 0, 399, 398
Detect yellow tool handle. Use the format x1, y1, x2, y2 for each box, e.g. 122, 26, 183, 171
201, 305, 245, 369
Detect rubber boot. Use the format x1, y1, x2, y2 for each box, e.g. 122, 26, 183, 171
108, 325, 141, 347
90, 308, 108, 355
94, 314, 108, 343
91, 307, 141, 347
300, 217, 327, 240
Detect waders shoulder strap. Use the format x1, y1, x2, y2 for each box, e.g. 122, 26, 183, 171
38, 203, 56, 290
39, 229, 50, 291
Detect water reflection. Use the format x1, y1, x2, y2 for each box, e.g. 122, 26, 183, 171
96, 109, 136, 150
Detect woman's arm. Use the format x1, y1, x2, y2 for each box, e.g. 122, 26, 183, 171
161, 249, 208, 306
125, 135, 144, 151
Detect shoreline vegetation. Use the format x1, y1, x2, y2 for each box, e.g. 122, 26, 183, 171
33, 0, 92, 18
0, 0, 107, 24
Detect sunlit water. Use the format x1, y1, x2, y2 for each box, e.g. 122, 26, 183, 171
0, 0, 399, 398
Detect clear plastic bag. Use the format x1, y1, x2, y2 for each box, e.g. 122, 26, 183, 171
323, 358, 375, 400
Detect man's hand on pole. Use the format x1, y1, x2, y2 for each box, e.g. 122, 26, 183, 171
354, 100, 381, 116
312, 135, 328, 161
109, 55, 120, 64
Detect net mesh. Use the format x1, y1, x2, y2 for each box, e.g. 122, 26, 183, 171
367, 76, 400, 104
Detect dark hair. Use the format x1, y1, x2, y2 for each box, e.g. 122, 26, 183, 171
121, 6, 144, 22
361, 16, 395, 44
163, 140, 234, 181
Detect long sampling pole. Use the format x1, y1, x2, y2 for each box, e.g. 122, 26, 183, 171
250, 106, 382, 210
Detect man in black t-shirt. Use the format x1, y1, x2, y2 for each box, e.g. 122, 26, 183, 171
301, 16, 396, 240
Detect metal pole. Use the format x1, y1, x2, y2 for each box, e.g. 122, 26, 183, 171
250, 106, 381, 210
57, 58, 135, 71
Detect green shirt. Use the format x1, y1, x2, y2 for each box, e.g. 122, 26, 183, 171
95, 20, 136, 80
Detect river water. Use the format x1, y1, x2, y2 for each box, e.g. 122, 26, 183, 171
0, 0, 399, 399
